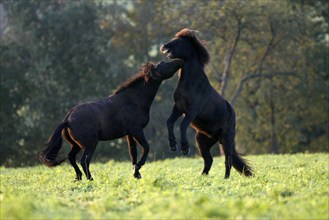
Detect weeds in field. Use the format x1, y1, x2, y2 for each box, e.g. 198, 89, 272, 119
1, 154, 328, 219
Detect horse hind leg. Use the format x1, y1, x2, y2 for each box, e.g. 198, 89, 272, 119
222, 134, 234, 179
63, 128, 82, 181
80, 144, 97, 181
195, 132, 217, 175
68, 146, 82, 181
68, 128, 98, 181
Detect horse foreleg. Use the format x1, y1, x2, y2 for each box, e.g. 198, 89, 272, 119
195, 132, 217, 175
179, 113, 197, 155
127, 135, 140, 178
127, 135, 137, 165
166, 105, 183, 152
131, 131, 150, 179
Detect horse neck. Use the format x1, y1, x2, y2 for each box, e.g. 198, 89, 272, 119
141, 81, 162, 108
111, 78, 162, 109
179, 57, 208, 83
115, 79, 162, 112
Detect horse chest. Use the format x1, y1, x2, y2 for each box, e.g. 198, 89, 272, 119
174, 83, 205, 112
174, 90, 190, 111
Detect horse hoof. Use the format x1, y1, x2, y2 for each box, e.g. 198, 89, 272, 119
134, 173, 142, 179
182, 148, 190, 155
169, 145, 177, 152
75, 175, 82, 182
224, 175, 230, 179
132, 164, 142, 179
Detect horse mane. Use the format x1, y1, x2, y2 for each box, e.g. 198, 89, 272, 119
175, 28, 210, 65
114, 62, 154, 94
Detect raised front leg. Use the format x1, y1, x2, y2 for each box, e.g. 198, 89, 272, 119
166, 105, 183, 152
179, 112, 198, 155
131, 131, 150, 179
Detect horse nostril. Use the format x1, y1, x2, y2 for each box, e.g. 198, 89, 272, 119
160, 45, 165, 52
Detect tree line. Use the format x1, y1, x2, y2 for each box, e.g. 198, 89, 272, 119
1, 0, 328, 166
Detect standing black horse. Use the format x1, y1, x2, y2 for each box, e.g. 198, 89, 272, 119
160, 29, 252, 178
39, 60, 183, 180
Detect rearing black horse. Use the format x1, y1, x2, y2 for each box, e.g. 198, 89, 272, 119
39, 60, 183, 180
161, 29, 252, 178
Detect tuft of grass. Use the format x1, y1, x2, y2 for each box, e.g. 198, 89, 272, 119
1, 154, 328, 219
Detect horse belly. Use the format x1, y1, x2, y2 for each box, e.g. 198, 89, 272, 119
98, 119, 127, 140
98, 113, 149, 141
191, 115, 224, 138
191, 120, 212, 135
98, 130, 126, 141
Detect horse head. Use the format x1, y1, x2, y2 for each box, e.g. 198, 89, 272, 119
160, 28, 210, 65
142, 60, 183, 82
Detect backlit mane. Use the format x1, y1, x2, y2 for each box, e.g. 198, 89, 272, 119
175, 28, 210, 65
114, 62, 154, 94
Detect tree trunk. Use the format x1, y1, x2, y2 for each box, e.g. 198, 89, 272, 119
269, 84, 279, 154
230, 21, 276, 106
220, 17, 242, 98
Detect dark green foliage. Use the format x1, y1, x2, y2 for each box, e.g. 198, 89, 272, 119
0, 0, 327, 166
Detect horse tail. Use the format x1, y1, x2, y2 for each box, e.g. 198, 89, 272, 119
39, 121, 68, 167
232, 150, 253, 177
225, 100, 253, 177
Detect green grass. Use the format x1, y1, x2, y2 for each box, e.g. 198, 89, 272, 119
1, 154, 328, 219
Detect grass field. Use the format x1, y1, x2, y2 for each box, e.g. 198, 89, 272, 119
1, 154, 328, 219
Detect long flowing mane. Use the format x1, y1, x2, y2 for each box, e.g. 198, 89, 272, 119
114, 62, 154, 94
175, 28, 210, 65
